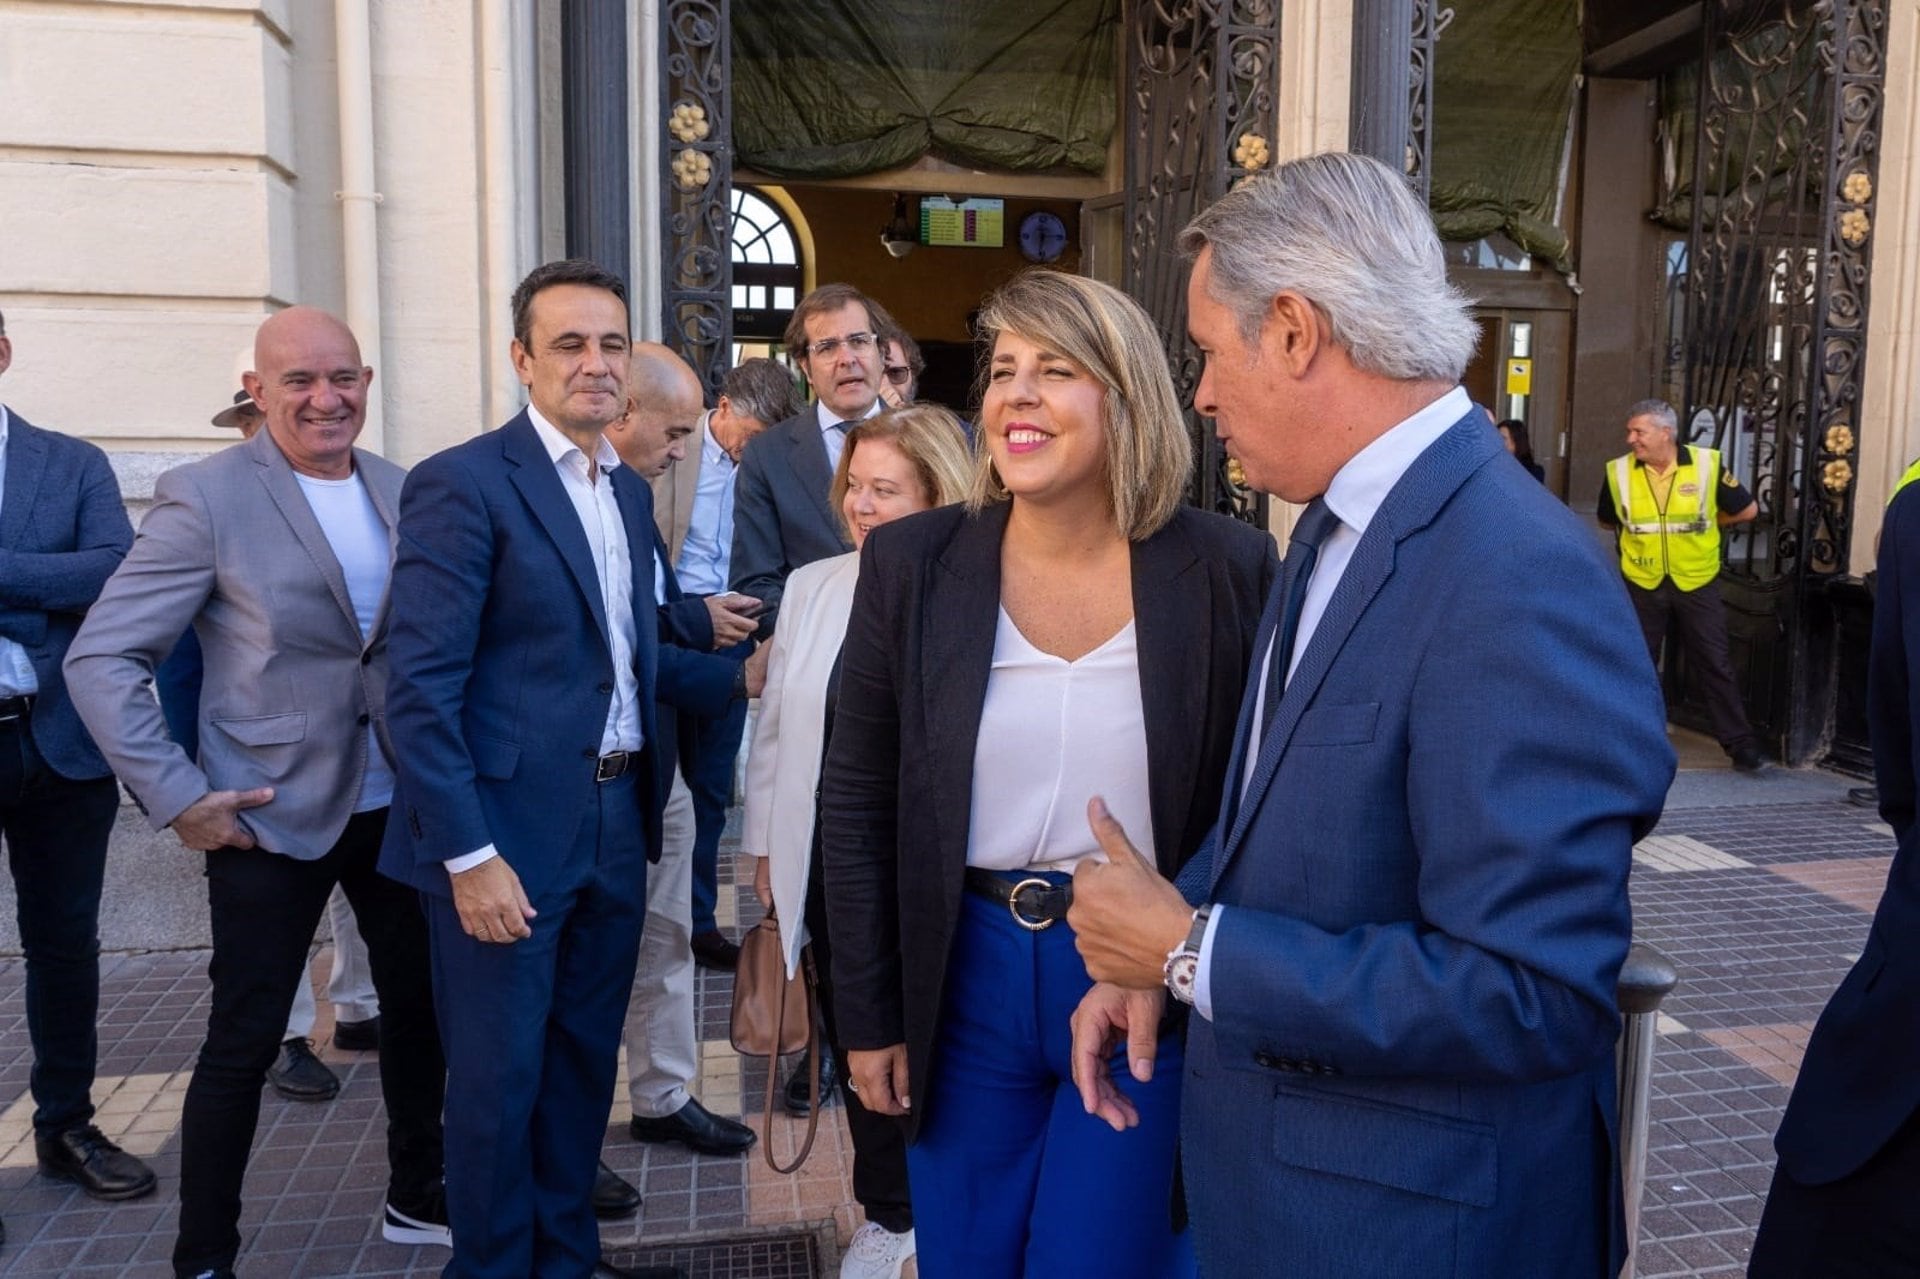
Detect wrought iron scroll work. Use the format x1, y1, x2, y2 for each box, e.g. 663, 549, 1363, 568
1120, 0, 1280, 526
1676, 0, 1885, 585
660, 1, 733, 399
1407, 1, 1451, 200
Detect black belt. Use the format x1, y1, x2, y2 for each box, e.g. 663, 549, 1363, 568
0, 695, 33, 724
964, 868, 1073, 932
594, 751, 633, 783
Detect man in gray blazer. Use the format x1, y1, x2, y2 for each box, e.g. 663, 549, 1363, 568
0, 310, 155, 1235
729, 285, 904, 631
66, 307, 446, 1279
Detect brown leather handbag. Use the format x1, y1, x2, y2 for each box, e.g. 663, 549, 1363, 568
728, 915, 821, 1172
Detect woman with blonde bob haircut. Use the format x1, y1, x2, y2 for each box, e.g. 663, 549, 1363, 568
739, 402, 971, 1279
820, 270, 1278, 1277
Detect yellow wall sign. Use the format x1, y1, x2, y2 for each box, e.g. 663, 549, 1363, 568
1506, 358, 1533, 396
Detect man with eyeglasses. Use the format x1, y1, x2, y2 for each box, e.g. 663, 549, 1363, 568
730, 284, 907, 632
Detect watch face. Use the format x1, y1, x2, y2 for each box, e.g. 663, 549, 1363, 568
1019, 211, 1068, 263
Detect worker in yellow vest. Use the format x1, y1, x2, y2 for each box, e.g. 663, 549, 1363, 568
1893, 456, 1920, 503
1597, 399, 1764, 771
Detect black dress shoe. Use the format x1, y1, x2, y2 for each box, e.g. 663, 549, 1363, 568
266, 1037, 340, 1101
35, 1124, 158, 1201
593, 1160, 641, 1219
332, 1015, 381, 1051
689, 929, 740, 971
629, 1098, 756, 1156
1731, 744, 1767, 773
1849, 785, 1880, 808
782, 1043, 838, 1117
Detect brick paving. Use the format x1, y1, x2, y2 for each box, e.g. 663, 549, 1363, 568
0, 763, 1894, 1276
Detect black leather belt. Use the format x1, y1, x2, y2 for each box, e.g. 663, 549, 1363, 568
964, 868, 1073, 932
0, 695, 33, 724
594, 750, 633, 783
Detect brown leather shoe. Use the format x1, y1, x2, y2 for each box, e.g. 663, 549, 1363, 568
35, 1124, 157, 1201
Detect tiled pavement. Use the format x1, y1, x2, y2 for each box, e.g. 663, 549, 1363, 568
0, 747, 1895, 1277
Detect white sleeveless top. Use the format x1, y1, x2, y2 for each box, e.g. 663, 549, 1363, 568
966, 607, 1155, 873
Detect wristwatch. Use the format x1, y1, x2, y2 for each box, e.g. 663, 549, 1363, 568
1163, 905, 1213, 1006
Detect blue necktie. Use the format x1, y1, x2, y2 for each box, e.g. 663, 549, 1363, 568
1260, 498, 1340, 737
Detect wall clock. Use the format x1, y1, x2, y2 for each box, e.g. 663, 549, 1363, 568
1018, 210, 1069, 263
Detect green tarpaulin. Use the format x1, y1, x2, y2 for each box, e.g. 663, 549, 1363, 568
1429, 0, 1582, 272
731, 0, 1119, 178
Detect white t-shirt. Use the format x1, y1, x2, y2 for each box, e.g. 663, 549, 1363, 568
294, 470, 396, 812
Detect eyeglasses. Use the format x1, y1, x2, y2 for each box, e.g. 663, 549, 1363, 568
805, 331, 875, 360
883, 365, 912, 386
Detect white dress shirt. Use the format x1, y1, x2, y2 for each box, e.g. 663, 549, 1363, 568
968, 610, 1153, 874
0, 406, 41, 696
1196, 386, 1470, 1019
447, 404, 644, 876
814, 398, 882, 475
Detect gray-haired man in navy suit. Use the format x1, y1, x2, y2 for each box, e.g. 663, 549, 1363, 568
0, 310, 157, 1236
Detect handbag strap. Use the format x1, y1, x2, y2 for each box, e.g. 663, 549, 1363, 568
761, 944, 821, 1174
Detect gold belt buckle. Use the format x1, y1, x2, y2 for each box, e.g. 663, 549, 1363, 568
1007, 877, 1056, 931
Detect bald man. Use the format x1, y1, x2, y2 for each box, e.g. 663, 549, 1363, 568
614, 346, 765, 970
606, 345, 761, 1167
68, 307, 448, 1278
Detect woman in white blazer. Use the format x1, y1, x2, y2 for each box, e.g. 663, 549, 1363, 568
739, 403, 971, 1279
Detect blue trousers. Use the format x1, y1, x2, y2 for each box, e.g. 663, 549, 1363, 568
427, 775, 647, 1279
685, 677, 748, 935
907, 887, 1194, 1279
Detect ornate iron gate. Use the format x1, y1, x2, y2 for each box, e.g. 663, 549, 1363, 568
1656, 0, 1886, 760
659, 0, 734, 398
1118, 1, 1281, 526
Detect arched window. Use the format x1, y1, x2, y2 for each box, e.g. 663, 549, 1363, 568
731, 187, 804, 343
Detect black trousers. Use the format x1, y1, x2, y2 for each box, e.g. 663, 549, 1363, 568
0, 716, 119, 1138
805, 832, 913, 1234
1628, 576, 1756, 754
1749, 1107, 1920, 1277
173, 808, 444, 1277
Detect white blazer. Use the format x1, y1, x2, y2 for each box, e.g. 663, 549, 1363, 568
740, 550, 859, 977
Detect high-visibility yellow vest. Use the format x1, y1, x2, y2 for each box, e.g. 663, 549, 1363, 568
1892, 456, 1920, 504
1607, 447, 1725, 591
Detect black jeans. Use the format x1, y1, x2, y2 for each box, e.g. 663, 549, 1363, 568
0, 716, 119, 1138
1629, 576, 1757, 754
805, 830, 913, 1234
173, 808, 444, 1277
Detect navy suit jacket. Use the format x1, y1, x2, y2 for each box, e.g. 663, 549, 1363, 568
1183, 409, 1673, 1278
1771, 483, 1920, 1185
380, 412, 665, 897
728, 407, 855, 631
651, 525, 737, 785
0, 412, 133, 780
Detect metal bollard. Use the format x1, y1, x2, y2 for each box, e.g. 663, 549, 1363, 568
1615, 943, 1680, 1279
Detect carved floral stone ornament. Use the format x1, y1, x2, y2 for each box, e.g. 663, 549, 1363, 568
1824, 424, 1855, 455
1839, 208, 1870, 246
669, 102, 711, 144
1233, 132, 1271, 171
672, 149, 712, 191
1822, 459, 1853, 494
1225, 458, 1248, 488
1843, 171, 1873, 204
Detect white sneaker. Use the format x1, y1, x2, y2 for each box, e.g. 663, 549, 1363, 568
382, 1197, 453, 1247
840, 1222, 915, 1279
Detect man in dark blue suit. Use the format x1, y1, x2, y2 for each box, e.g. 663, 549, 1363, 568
1067, 154, 1674, 1277
0, 311, 156, 1234
1748, 480, 1920, 1274
380, 261, 679, 1279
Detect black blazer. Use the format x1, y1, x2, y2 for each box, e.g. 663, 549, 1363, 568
728, 408, 856, 632
1772, 483, 1920, 1186
820, 501, 1278, 1141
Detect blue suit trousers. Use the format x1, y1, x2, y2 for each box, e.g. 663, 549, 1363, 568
427, 774, 647, 1279
906, 887, 1194, 1279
